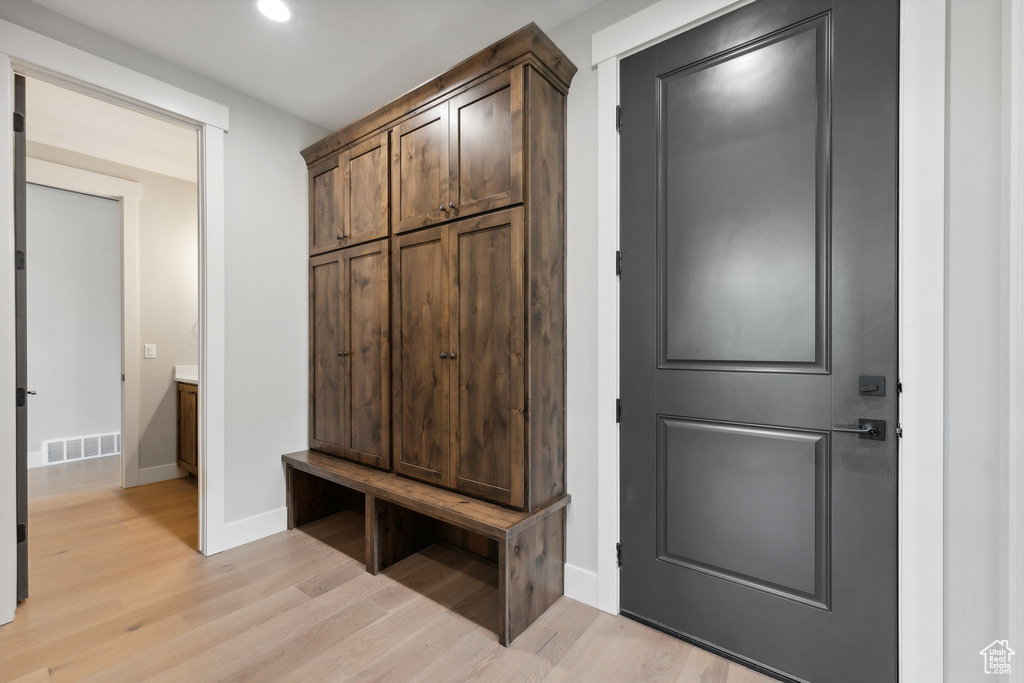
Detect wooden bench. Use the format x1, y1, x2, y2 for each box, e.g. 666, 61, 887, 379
282, 450, 570, 646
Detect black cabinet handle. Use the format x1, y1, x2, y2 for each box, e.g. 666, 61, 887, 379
449, 352, 456, 359
440, 352, 448, 359
338, 351, 349, 357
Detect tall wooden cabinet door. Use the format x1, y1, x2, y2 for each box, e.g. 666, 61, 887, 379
341, 132, 389, 246
391, 103, 450, 234
309, 156, 343, 255
309, 252, 345, 454
448, 69, 523, 220
340, 240, 390, 469
448, 207, 525, 507
392, 227, 450, 484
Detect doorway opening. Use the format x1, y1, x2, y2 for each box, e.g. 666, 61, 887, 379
16, 73, 201, 602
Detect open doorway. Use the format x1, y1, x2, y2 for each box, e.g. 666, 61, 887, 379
15, 73, 201, 601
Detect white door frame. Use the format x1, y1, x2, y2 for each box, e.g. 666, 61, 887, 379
591, 0, 946, 680
0, 18, 230, 625
24, 159, 144, 489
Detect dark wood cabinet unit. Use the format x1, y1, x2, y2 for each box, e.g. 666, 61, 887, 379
310, 242, 391, 469
176, 382, 198, 476
302, 23, 573, 512
295, 23, 573, 647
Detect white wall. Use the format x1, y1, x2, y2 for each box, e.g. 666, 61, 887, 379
26, 183, 120, 457
546, 0, 660, 591
29, 143, 199, 475
946, 1, 1010, 679
0, 2, 329, 525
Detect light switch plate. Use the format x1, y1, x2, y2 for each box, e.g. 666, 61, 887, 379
144, 344, 157, 359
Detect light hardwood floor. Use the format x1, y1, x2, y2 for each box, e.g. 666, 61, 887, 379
1, 456, 770, 682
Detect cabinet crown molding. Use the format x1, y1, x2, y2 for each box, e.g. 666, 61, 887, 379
300, 23, 577, 166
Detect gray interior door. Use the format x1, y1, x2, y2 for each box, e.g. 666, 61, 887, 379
14, 73, 28, 601
618, 1, 898, 681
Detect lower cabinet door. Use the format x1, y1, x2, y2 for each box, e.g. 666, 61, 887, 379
392, 226, 450, 484
176, 382, 198, 474
340, 240, 390, 468
448, 207, 525, 507
309, 252, 344, 453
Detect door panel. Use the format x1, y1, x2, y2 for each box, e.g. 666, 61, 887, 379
343, 132, 389, 246
619, 1, 898, 681
342, 240, 390, 469
309, 253, 344, 452
392, 227, 449, 483
449, 208, 524, 507
391, 104, 450, 233
659, 20, 827, 371
448, 69, 523, 219
309, 156, 342, 255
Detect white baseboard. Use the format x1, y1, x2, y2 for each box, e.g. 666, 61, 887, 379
224, 506, 288, 551
138, 462, 189, 485
564, 563, 600, 607
28, 451, 44, 469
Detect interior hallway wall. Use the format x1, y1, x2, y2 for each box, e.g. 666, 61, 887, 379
0, 1, 329, 526
547, 0, 660, 593
28, 143, 199, 476
26, 183, 120, 458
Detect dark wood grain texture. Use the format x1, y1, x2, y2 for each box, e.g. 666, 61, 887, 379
448, 68, 523, 219
391, 103, 450, 233
341, 239, 391, 469
523, 66, 568, 510
175, 382, 198, 476
449, 207, 525, 507
498, 506, 565, 646
309, 252, 344, 455
286, 465, 362, 529
391, 227, 450, 484
342, 131, 389, 247
309, 155, 342, 255
282, 451, 568, 541
365, 494, 436, 575
300, 23, 577, 165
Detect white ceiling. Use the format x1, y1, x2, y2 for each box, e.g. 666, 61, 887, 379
26, 77, 198, 182
29, 0, 602, 131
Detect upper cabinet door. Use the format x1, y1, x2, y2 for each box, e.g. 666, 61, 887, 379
309, 156, 342, 255
448, 207, 525, 507
340, 240, 390, 469
448, 69, 523, 220
392, 227, 450, 484
309, 252, 344, 454
342, 132, 389, 246
391, 103, 450, 234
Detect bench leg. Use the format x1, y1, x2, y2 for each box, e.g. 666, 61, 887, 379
365, 495, 436, 575
498, 507, 565, 646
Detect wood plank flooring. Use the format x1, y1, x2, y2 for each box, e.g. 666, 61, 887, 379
1, 456, 770, 682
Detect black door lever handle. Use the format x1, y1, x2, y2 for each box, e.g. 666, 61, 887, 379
833, 419, 886, 441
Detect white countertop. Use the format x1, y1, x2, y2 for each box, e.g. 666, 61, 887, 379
174, 364, 199, 385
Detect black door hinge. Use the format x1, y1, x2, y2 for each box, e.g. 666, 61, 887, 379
16, 523, 26, 544
16, 387, 26, 408
13, 111, 24, 133
895, 424, 903, 438
15, 250, 25, 270
616, 398, 622, 423
616, 542, 622, 567
616, 105, 622, 133
616, 250, 622, 276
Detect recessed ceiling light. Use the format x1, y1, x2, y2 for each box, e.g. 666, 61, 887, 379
257, 0, 291, 22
